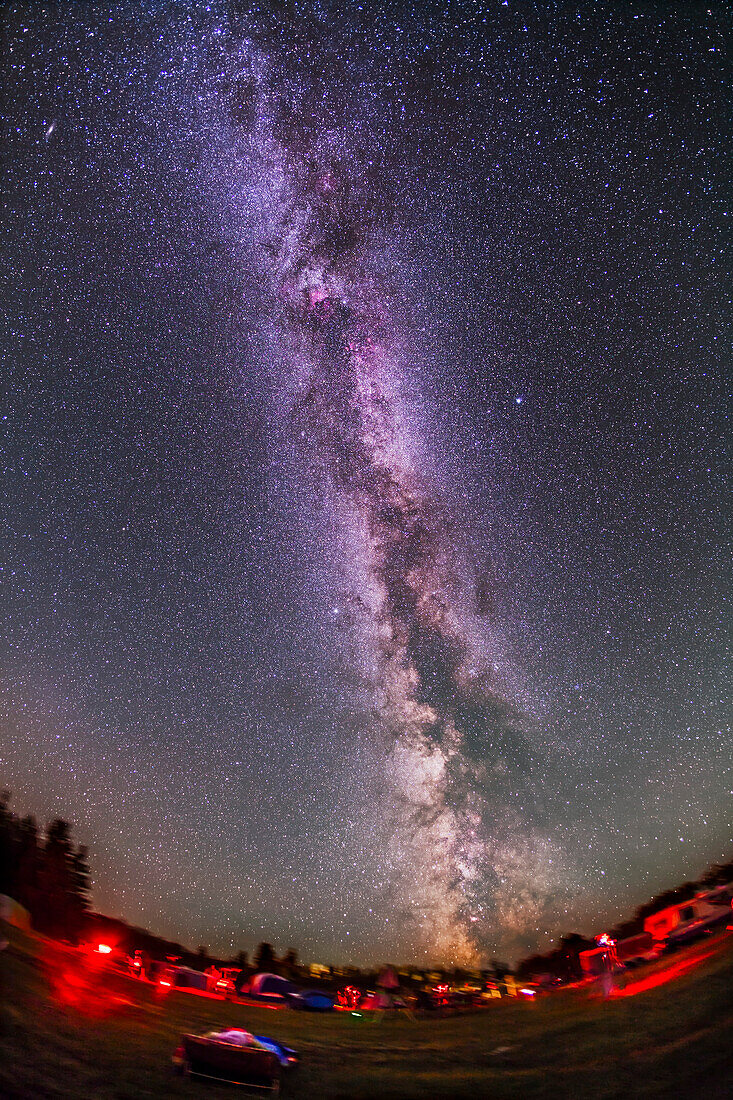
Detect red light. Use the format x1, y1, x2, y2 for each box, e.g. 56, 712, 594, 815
612, 945, 718, 998
97, 944, 112, 955
337, 985, 361, 1009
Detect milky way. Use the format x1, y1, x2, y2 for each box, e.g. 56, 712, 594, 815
232, 48, 586, 961
2, 2, 729, 966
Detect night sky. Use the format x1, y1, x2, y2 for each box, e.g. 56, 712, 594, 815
1, 1, 730, 967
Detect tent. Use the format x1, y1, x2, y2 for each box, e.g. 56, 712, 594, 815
289, 989, 334, 1012
377, 966, 399, 990
248, 973, 296, 998
0, 895, 31, 931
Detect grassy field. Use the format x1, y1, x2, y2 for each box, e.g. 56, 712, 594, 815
1, 927, 732, 1099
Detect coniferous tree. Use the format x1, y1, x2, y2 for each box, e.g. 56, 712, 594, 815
281, 948, 299, 979
40, 819, 73, 938
0, 790, 13, 893
14, 815, 42, 916
254, 942, 276, 972
34, 818, 89, 941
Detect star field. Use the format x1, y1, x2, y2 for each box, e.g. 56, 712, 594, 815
1, 1, 730, 966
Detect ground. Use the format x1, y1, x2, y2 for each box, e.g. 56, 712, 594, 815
1, 927, 732, 1099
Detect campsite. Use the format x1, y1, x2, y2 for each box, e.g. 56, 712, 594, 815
1, 924, 732, 1099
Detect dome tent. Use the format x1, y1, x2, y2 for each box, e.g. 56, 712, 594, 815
0, 895, 31, 931
248, 973, 296, 997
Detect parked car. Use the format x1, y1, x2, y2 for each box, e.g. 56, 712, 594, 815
172, 1029, 298, 1089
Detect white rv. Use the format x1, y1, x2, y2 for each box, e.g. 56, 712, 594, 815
644, 883, 733, 946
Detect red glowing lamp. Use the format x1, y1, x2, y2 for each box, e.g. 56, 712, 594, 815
337, 985, 361, 1009
97, 943, 112, 955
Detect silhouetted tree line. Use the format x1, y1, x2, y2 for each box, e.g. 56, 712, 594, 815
0, 789, 90, 942
4, 786, 731, 981
516, 932, 595, 982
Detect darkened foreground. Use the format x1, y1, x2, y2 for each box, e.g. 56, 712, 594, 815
1, 927, 732, 1099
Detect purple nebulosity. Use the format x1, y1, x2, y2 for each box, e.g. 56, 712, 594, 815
1, 0, 727, 974
234, 62, 569, 962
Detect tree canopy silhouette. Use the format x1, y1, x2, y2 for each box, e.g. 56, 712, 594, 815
253, 942, 276, 972
0, 790, 90, 942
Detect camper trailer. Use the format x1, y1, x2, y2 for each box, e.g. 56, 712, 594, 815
644, 883, 733, 947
